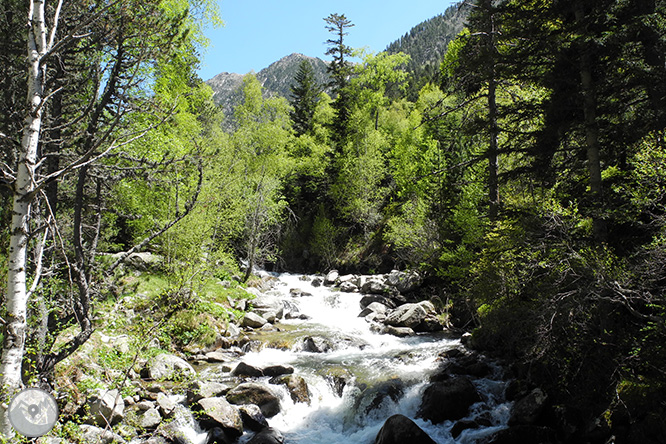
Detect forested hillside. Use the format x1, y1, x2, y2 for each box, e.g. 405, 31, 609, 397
1, 0, 666, 443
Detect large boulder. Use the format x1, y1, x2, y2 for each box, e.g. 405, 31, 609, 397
374, 414, 437, 444
226, 383, 281, 418
418, 377, 481, 423
238, 404, 269, 431
140, 407, 162, 429
247, 427, 285, 444
86, 389, 125, 426
198, 397, 243, 437
232, 362, 265, 377
385, 302, 430, 329
324, 270, 339, 286
509, 388, 548, 425
361, 279, 393, 295
385, 270, 423, 293
147, 353, 196, 381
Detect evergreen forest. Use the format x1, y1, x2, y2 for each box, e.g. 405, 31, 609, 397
1, 0, 666, 442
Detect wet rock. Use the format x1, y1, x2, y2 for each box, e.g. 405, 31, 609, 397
140, 407, 162, 428
383, 326, 415, 337
198, 397, 243, 437
226, 383, 281, 418
385, 270, 423, 293
324, 270, 339, 286
374, 414, 437, 444
262, 365, 294, 377
247, 427, 285, 444
239, 404, 269, 431
509, 388, 548, 425
270, 374, 311, 404
205, 351, 233, 363
311, 276, 323, 287
147, 353, 196, 381
302, 336, 333, 353
289, 288, 312, 297
339, 281, 359, 292
86, 389, 125, 426
324, 367, 353, 397
207, 427, 234, 444
252, 295, 285, 322
232, 361, 264, 377
357, 379, 404, 415
418, 377, 481, 423
241, 312, 268, 329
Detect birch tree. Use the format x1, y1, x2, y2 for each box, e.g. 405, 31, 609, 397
0, 0, 219, 437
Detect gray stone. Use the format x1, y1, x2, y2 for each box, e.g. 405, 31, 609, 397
269, 374, 311, 404
226, 383, 281, 418
509, 388, 548, 425
251, 295, 284, 322
361, 279, 392, 295
383, 326, 415, 337
140, 407, 162, 429
156, 393, 176, 416
238, 404, 269, 431
78, 424, 124, 443
385, 270, 423, 293
198, 397, 243, 437
324, 270, 339, 286
339, 281, 358, 292
86, 389, 125, 427
418, 377, 481, 423
232, 361, 264, 377
247, 427, 284, 444
147, 353, 196, 381
241, 312, 269, 328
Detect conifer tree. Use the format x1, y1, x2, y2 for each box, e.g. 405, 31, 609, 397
289, 59, 321, 136
324, 13, 355, 144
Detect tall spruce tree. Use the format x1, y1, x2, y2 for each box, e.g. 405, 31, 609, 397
289, 60, 321, 136
324, 13, 355, 144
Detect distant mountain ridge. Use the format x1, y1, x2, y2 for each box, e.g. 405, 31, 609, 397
205, 2, 468, 117
206, 54, 329, 120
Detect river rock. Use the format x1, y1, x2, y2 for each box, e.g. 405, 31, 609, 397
383, 325, 415, 337
324, 270, 339, 286
270, 374, 311, 404
263, 364, 294, 377
78, 424, 124, 443
374, 414, 437, 444
361, 279, 392, 295
188, 381, 230, 402
239, 404, 269, 431
357, 379, 404, 416
232, 361, 265, 377
418, 377, 481, 423
226, 383, 281, 418
339, 281, 358, 292
207, 427, 234, 444
156, 393, 177, 416
311, 276, 323, 287
509, 388, 548, 425
385, 270, 423, 293
359, 302, 388, 317
86, 389, 125, 426
247, 427, 285, 444
360, 295, 397, 310
147, 353, 196, 381
198, 397, 244, 437
251, 295, 284, 322
241, 312, 268, 329
385, 302, 433, 329
140, 407, 162, 428
301, 336, 333, 353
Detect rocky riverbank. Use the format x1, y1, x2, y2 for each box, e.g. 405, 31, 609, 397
41, 268, 561, 444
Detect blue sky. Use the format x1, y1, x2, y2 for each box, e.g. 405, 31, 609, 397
197, 0, 460, 81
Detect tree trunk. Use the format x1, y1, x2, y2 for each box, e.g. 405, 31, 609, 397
575, 5, 606, 243
0, 1, 50, 436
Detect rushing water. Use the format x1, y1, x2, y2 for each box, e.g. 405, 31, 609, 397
225, 272, 511, 444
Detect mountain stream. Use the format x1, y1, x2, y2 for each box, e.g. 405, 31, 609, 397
200, 271, 511, 444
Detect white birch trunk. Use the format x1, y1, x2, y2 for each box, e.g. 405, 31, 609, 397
0, 0, 52, 437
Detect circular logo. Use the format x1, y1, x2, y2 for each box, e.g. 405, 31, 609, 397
8, 388, 59, 437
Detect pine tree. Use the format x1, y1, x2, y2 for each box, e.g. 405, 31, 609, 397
289, 59, 321, 136
324, 13, 355, 144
